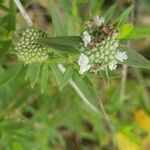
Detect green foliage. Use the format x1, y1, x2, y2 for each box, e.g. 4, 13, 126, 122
40, 64, 49, 93
115, 5, 133, 27
0, 0, 150, 149
38, 36, 82, 54
120, 46, 150, 69
126, 26, 150, 39
60, 65, 73, 89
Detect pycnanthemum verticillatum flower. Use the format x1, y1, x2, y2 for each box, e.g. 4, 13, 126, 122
78, 16, 127, 74
15, 27, 51, 64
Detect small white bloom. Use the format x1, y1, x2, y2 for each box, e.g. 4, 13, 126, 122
78, 53, 90, 66
115, 52, 128, 62
83, 31, 91, 47
78, 53, 91, 74
79, 64, 91, 75
108, 61, 117, 70
94, 15, 105, 27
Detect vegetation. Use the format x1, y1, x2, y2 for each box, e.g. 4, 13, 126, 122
0, 0, 150, 149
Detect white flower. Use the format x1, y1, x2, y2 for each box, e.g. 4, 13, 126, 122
83, 31, 91, 47
93, 15, 105, 27
108, 61, 117, 70
115, 52, 128, 62
78, 53, 91, 74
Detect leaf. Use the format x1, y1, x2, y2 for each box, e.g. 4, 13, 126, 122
125, 26, 150, 39
119, 46, 150, 69
98, 70, 121, 79
23, 0, 35, 9
115, 5, 133, 27
103, 4, 117, 21
60, 65, 73, 89
38, 36, 82, 54
7, 0, 16, 31
40, 36, 82, 46
118, 23, 133, 40
72, 71, 100, 108
0, 5, 10, 12
40, 64, 49, 93
50, 64, 62, 86
26, 63, 41, 89
49, 0, 65, 35
0, 64, 22, 85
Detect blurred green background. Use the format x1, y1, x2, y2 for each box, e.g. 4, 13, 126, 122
0, 0, 150, 149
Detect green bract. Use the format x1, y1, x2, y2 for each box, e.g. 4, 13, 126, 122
15, 27, 51, 64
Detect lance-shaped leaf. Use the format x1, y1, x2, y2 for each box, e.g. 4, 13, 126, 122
115, 5, 133, 27
60, 65, 74, 89
40, 64, 49, 93
72, 71, 100, 108
38, 36, 82, 54
26, 63, 41, 89
125, 26, 150, 39
119, 46, 150, 69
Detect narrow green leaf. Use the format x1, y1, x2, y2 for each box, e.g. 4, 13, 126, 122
26, 63, 41, 89
0, 64, 22, 85
7, 0, 16, 31
115, 5, 133, 27
23, 0, 35, 9
0, 5, 10, 12
49, 0, 65, 35
38, 36, 82, 54
60, 65, 73, 89
118, 23, 133, 40
119, 46, 150, 69
125, 26, 150, 39
103, 4, 117, 21
73, 71, 100, 107
98, 71, 121, 79
40, 64, 49, 93
40, 36, 82, 46
50, 64, 62, 86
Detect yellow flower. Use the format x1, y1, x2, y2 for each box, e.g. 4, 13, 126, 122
133, 110, 150, 132
116, 132, 140, 150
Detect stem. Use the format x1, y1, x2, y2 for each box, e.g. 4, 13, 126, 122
13, 0, 33, 26
119, 65, 127, 104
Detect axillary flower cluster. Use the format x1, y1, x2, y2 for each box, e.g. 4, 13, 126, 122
78, 16, 128, 74
15, 28, 51, 64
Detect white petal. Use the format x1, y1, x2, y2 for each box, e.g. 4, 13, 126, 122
94, 15, 105, 27
78, 53, 90, 66
83, 31, 91, 47
79, 64, 91, 75
115, 52, 128, 62
78, 53, 91, 74
108, 61, 117, 70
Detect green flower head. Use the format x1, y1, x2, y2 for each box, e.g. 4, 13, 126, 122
15, 27, 51, 64
78, 16, 127, 74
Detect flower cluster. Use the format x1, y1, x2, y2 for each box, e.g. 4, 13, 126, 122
15, 27, 51, 64
78, 16, 127, 74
